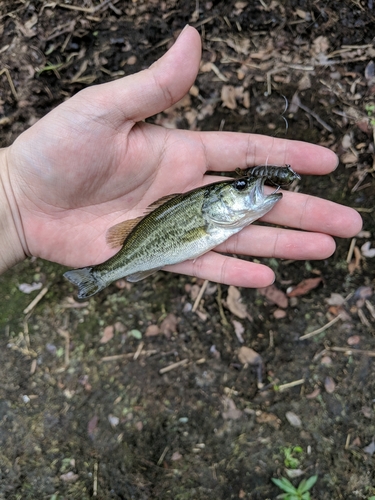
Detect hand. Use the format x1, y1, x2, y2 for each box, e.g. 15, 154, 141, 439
1, 26, 362, 287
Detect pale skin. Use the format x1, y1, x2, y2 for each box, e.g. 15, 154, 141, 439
0, 26, 362, 288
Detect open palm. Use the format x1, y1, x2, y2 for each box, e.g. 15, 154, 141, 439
5, 27, 362, 287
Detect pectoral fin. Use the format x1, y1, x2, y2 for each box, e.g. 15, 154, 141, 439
207, 212, 249, 228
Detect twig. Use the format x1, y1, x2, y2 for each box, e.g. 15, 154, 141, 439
58, 0, 113, 14
278, 378, 305, 392
346, 238, 356, 263
58, 328, 70, 367
216, 284, 229, 327
297, 101, 333, 132
133, 341, 144, 360
157, 446, 169, 466
192, 279, 209, 312
0, 68, 18, 101
159, 359, 188, 374
365, 300, 375, 320
93, 462, 98, 497
101, 350, 157, 362
326, 346, 375, 357
299, 314, 343, 340
23, 287, 48, 314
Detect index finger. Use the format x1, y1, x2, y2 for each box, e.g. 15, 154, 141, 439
196, 131, 338, 175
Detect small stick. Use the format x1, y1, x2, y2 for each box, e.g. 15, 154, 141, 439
157, 446, 169, 466
326, 346, 375, 357
58, 328, 70, 367
93, 462, 98, 497
0, 68, 18, 100
192, 279, 209, 312
278, 378, 305, 392
159, 359, 188, 375
345, 433, 351, 450
365, 300, 375, 320
216, 285, 229, 327
101, 350, 157, 362
299, 314, 343, 340
133, 341, 144, 360
23, 287, 48, 314
357, 308, 371, 328
346, 238, 356, 263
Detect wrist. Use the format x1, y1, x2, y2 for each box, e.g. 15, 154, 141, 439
0, 147, 27, 274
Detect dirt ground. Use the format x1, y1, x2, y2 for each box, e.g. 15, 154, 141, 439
1, 1, 375, 499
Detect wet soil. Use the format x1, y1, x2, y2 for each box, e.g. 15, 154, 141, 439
1, 1, 375, 499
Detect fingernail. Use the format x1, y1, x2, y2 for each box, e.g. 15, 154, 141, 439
177, 24, 190, 39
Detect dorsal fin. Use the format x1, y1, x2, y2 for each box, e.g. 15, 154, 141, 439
146, 193, 180, 210
106, 193, 182, 248
106, 216, 144, 248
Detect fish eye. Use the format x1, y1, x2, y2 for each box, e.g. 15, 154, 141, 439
233, 179, 247, 191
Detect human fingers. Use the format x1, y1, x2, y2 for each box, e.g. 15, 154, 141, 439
215, 225, 336, 260
164, 251, 275, 288
260, 191, 362, 238
79, 26, 201, 126
195, 131, 338, 175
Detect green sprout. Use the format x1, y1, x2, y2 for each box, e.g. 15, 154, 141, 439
365, 103, 375, 127
282, 446, 303, 469
272, 475, 318, 500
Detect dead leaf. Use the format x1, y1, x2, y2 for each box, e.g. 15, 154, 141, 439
298, 74, 311, 90
324, 376, 336, 393
256, 411, 281, 429
160, 313, 178, 337
60, 472, 79, 483
340, 151, 358, 164
114, 322, 125, 333
222, 396, 243, 420
273, 309, 287, 319
226, 286, 249, 319
347, 335, 360, 345
287, 277, 322, 297
258, 284, 288, 308
312, 35, 330, 55
18, 282, 43, 294
232, 320, 244, 343
171, 451, 182, 461
325, 293, 345, 306
361, 241, 375, 258
285, 411, 302, 427
286, 469, 304, 478
321, 356, 333, 365
61, 296, 89, 308
145, 325, 160, 337
361, 406, 372, 419
363, 439, 375, 456
221, 85, 237, 109
88, 415, 99, 439
306, 387, 321, 399
238, 346, 262, 366
348, 246, 362, 274
100, 325, 114, 344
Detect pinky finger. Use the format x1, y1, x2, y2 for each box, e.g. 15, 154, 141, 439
163, 251, 275, 288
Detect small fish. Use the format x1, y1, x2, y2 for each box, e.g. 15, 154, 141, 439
235, 164, 301, 187
64, 176, 282, 299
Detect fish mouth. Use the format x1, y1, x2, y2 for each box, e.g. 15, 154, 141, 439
253, 176, 283, 212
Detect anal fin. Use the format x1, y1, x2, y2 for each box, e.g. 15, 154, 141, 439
126, 268, 162, 283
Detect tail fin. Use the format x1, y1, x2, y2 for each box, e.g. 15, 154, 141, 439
64, 267, 105, 299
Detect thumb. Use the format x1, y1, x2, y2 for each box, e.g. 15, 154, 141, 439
85, 26, 202, 125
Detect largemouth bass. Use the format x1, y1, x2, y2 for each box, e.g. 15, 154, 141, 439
64, 176, 282, 299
